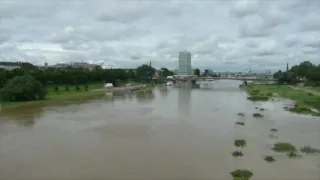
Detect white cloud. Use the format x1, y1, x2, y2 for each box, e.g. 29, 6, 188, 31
0, 0, 319, 71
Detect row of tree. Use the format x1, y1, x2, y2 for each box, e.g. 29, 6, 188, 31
273, 61, 320, 85
0, 64, 175, 88
0, 64, 175, 102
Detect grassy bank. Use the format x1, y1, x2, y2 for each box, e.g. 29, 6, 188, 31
246, 84, 320, 116
0, 83, 106, 110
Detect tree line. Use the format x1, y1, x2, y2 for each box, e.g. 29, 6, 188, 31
273, 61, 320, 85
0, 64, 175, 88
0, 63, 174, 102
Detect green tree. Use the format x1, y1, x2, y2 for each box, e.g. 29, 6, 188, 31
160, 68, 174, 77
273, 70, 282, 79
54, 86, 59, 93
65, 86, 69, 92
0, 75, 46, 102
128, 69, 135, 80
136, 64, 156, 82
194, 68, 200, 76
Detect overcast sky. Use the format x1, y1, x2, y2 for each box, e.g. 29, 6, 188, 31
0, 0, 319, 72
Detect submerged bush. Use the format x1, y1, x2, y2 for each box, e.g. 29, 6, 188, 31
247, 96, 269, 101
236, 122, 245, 126
232, 150, 243, 157
287, 151, 301, 158
289, 106, 313, 114
237, 112, 244, 116
234, 140, 247, 147
300, 146, 320, 154
269, 134, 277, 139
266, 92, 273, 96
252, 113, 263, 118
230, 169, 253, 179
270, 128, 278, 132
272, 142, 296, 152
264, 156, 275, 162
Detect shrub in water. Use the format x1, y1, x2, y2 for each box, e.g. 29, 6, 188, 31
230, 169, 253, 179
300, 146, 320, 154
272, 142, 296, 152
252, 113, 263, 118
65, 86, 69, 92
270, 128, 278, 132
247, 96, 269, 101
237, 112, 244, 116
264, 156, 275, 162
234, 140, 247, 147
236, 122, 245, 126
76, 86, 80, 91
232, 150, 243, 157
287, 151, 301, 158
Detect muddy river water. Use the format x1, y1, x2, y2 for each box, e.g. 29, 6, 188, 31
0, 80, 319, 180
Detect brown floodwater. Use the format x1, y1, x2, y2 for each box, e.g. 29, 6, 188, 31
0, 80, 319, 180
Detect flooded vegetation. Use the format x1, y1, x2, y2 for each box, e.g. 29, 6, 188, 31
234, 140, 247, 147
264, 156, 276, 162
232, 150, 244, 157
270, 128, 278, 132
252, 113, 264, 118
0, 80, 319, 180
300, 146, 320, 154
272, 142, 296, 152
230, 169, 253, 180
235, 122, 245, 126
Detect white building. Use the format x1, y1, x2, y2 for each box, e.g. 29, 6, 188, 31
178, 51, 192, 75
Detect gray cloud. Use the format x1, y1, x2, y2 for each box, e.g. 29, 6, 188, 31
0, 0, 319, 71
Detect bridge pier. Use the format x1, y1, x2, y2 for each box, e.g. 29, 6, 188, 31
191, 80, 197, 86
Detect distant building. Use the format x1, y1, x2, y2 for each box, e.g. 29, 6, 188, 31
204, 69, 214, 76
178, 51, 192, 75
0, 62, 21, 71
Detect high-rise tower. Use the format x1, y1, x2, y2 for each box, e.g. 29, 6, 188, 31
178, 51, 192, 75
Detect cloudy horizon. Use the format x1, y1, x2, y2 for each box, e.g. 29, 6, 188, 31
0, 0, 319, 72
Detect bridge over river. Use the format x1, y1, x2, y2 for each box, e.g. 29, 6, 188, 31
166, 75, 276, 84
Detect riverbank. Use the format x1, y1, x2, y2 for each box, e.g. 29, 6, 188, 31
0, 83, 153, 110
246, 84, 320, 116
0, 83, 108, 110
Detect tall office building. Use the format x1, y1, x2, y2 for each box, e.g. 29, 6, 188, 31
178, 51, 192, 75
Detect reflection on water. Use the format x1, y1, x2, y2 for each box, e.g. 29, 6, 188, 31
178, 88, 191, 115
0, 80, 320, 180
135, 90, 155, 103
158, 86, 168, 97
